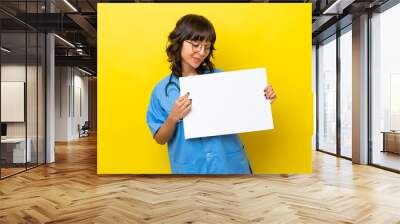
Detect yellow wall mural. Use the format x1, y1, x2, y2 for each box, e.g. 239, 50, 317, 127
98, 3, 312, 174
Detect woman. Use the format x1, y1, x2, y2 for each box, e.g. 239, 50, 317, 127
146, 14, 276, 174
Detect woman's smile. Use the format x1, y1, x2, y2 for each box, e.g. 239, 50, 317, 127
192, 57, 202, 64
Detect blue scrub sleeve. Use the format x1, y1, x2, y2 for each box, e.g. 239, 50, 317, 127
146, 93, 166, 137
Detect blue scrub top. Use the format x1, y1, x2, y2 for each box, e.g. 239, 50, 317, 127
146, 69, 251, 174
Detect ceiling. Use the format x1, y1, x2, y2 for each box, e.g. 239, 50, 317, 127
0, 0, 393, 75
1, 0, 97, 74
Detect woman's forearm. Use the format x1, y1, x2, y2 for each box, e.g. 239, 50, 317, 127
153, 115, 178, 145
154, 92, 191, 145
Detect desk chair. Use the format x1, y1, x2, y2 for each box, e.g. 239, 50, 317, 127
78, 121, 90, 138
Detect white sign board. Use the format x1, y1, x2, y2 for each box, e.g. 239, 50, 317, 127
179, 68, 274, 139
1, 82, 25, 122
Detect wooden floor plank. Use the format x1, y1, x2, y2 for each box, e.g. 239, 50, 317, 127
1, 134, 400, 223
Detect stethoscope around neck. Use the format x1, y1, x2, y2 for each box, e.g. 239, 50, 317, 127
165, 68, 206, 97
164, 74, 180, 97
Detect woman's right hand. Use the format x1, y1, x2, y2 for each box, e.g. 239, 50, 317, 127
168, 92, 192, 123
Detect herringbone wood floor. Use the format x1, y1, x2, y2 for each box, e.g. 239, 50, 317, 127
1, 134, 400, 224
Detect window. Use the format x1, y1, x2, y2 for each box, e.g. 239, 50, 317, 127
318, 36, 337, 154
371, 2, 400, 171
340, 28, 352, 158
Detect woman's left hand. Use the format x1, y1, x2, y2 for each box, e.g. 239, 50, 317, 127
264, 85, 277, 103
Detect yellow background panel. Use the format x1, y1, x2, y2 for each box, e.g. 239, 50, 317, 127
98, 3, 312, 174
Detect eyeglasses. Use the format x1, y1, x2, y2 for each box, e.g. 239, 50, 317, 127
184, 40, 211, 53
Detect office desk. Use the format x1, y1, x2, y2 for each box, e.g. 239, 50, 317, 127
1, 138, 32, 164
381, 131, 400, 154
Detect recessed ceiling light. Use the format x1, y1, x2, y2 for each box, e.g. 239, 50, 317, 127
78, 67, 93, 76
1, 47, 11, 53
322, 0, 355, 15
54, 34, 75, 48
63, 0, 78, 12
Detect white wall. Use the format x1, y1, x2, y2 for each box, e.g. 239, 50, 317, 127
73, 72, 89, 138
55, 67, 89, 141
1, 63, 46, 164
55, 66, 69, 141
1, 65, 39, 138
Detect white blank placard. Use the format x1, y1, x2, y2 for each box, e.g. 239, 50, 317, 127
1, 82, 25, 122
179, 68, 274, 139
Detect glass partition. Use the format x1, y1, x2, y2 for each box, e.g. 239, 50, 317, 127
0, 1, 46, 179
371, 3, 400, 171
339, 28, 352, 158
317, 35, 337, 155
